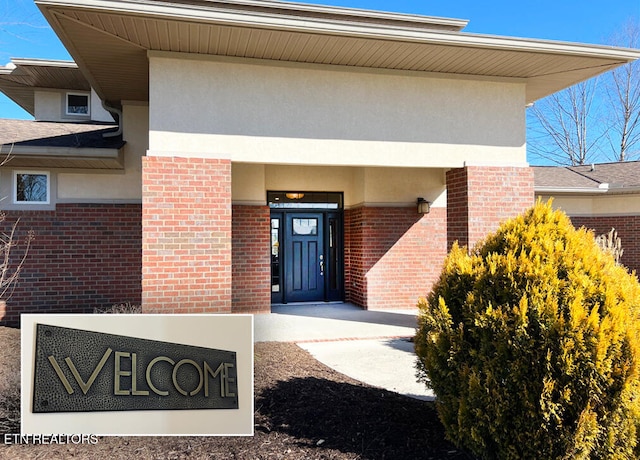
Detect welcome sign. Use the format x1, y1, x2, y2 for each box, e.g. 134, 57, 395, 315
21, 314, 253, 436
32, 324, 238, 413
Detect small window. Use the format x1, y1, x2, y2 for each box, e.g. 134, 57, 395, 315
66, 92, 89, 115
292, 218, 318, 236
14, 171, 50, 204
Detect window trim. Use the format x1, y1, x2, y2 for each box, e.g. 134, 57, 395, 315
13, 170, 51, 205
65, 91, 90, 116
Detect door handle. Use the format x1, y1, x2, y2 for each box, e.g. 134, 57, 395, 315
319, 254, 324, 276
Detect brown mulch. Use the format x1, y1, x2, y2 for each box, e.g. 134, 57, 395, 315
0, 326, 474, 459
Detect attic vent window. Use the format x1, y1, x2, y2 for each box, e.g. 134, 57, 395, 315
66, 92, 89, 115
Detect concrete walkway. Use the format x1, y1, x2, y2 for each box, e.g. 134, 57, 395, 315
254, 303, 435, 401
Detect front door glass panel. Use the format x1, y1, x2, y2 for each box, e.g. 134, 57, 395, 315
292, 218, 318, 236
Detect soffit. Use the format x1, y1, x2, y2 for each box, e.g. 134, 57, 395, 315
0, 60, 91, 116
2, 151, 124, 170
36, 0, 640, 106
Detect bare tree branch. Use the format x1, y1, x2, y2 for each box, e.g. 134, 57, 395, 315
528, 79, 605, 165
604, 19, 640, 162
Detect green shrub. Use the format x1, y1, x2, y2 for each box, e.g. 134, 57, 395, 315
415, 200, 640, 459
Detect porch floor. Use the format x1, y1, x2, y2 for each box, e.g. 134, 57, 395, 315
254, 302, 434, 400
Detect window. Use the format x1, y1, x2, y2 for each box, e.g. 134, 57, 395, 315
292, 218, 318, 236
66, 92, 89, 115
14, 171, 50, 204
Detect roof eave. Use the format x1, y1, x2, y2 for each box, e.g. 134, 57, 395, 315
9, 58, 78, 68
535, 186, 609, 194
35, 0, 640, 106
35, 0, 640, 60
0, 144, 125, 169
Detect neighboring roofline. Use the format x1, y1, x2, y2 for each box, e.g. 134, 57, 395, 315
535, 184, 640, 195
535, 186, 609, 195
35, 0, 640, 62
534, 161, 640, 195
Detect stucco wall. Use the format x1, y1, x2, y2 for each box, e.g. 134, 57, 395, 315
148, 52, 527, 168
33, 91, 61, 121
538, 194, 640, 216
57, 102, 147, 201
89, 89, 115, 123
34, 89, 114, 123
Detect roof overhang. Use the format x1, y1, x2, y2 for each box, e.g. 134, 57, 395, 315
0, 59, 90, 116
35, 0, 640, 107
535, 185, 640, 196
0, 119, 124, 169
0, 145, 124, 169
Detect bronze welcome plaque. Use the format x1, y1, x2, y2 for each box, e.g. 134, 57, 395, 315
32, 323, 238, 413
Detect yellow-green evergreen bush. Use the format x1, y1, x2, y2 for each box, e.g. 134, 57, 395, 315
415, 201, 640, 459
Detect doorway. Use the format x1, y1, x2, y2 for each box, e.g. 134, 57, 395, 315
269, 192, 343, 304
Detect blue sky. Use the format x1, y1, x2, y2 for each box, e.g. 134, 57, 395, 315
1, 0, 640, 120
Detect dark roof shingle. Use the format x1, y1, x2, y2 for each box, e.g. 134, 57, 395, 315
0, 118, 123, 149
534, 161, 640, 191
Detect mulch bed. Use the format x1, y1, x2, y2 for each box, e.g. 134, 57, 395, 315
0, 326, 475, 459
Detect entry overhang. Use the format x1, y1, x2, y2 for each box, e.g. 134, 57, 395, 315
35, 0, 640, 107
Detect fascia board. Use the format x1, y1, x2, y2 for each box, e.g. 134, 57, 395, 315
0, 146, 125, 169
36, 0, 468, 30
9, 58, 78, 68
535, 186, 609, 194
0, 144, 123, 159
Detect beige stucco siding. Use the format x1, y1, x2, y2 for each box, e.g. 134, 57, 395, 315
90, 89, 115, 123
34, 89, 113, 123
539, 194, 640, 216
232, 163, 446, 208
148, 52, 527, 168
57, 103, 147, 201
34, 91, 62, 121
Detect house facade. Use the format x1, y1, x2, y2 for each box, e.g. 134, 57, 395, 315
0, 0, 638, 324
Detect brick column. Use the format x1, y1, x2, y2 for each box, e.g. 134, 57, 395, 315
232, 205, 271, 313
142, 156, 232, 313
446, 166, 534, 249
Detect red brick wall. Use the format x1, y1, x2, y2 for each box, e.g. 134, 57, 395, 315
232, 205, 271, 313
345, 207, 365, 307
142, 156, 232, 313
345, 206, 447, 310
0, 204, 141, 325
447, 166, 534, 249
570, 215, 640, 274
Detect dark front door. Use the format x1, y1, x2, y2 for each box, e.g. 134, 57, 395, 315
285, 213, 325, 302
